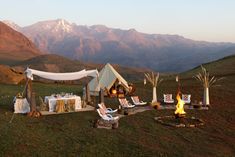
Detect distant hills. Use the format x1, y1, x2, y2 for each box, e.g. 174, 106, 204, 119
1, 53, 234, 85
0, 65, 24, 84
0, 54, 151, 84
13, 54, 93, 73
3, 19, 235, 72
0, 22, 41, 65
15, 54, 151, 81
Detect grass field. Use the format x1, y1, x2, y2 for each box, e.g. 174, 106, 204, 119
0, 72, 234, 157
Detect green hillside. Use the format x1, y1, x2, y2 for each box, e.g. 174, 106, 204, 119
0, 81, 234, 157
0, 55, 234, 156
181, 55, 235, 78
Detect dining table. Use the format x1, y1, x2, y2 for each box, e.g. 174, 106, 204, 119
44, 95, 81, 112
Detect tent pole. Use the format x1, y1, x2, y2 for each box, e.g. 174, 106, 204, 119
31, 92, 37, 112
26, 78, 32, 107
26, 78, 41, 117
86, 84, 91, 104
99, 88, 104, 104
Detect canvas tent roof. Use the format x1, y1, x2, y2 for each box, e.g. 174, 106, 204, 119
88, 63, 129, 96
25, 68, 98, 81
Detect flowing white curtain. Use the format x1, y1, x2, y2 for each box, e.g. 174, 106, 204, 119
25, 68, 98, 81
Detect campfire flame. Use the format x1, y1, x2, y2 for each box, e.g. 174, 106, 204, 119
175, 92, 186, 115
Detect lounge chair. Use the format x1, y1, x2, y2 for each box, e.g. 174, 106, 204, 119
97, 108, 119, 121
118, 98, 135, 108
182, 94, 191, 104
163, 94, 174, 103
131, 96, 147, 105
98, 103, 117, 114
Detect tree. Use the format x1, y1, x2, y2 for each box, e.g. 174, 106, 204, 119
194, 65, 223, 106
144, 72, 163, 103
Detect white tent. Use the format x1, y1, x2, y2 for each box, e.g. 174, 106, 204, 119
17, 68, 99, 114
88, 63, 129, 96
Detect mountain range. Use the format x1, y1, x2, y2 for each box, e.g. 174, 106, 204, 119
0, 21, 151, 84
2, 19, 235, 72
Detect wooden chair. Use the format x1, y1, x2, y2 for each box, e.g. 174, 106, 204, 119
182, 94, 191, 104
163, 94, 174, 104
39, 96, 48, 111
56, 100, 65, 113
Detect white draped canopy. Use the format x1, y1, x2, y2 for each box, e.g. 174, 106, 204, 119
25, 68, 98, 81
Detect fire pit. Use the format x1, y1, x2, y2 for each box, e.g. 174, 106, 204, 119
154, 116, 204, 128
154, 91, 204, 128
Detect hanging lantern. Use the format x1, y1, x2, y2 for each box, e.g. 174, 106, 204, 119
112, 89, 117, 94
144, 78, 146, 85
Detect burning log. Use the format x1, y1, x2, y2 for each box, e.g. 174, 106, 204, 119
175, 113, 186, 119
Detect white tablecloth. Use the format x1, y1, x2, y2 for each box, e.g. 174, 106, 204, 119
14, 98, 30, 113
44, 96, 81, 112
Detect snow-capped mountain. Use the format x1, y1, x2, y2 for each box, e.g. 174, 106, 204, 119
25, 19, 74, 33
3, 19, 235, 72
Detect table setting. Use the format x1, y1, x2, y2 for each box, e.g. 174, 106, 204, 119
44, 93, 81, 112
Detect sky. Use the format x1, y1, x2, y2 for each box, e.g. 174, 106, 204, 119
0, 0, 235, 42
